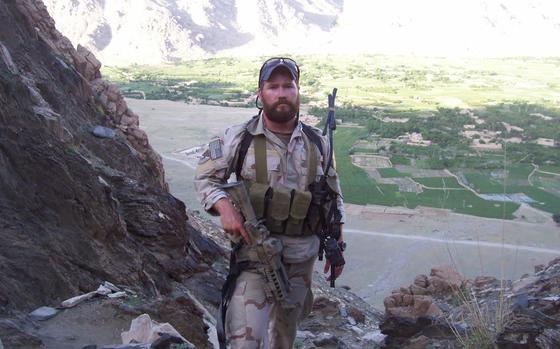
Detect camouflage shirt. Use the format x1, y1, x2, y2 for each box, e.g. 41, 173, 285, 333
194, 114, 345, 263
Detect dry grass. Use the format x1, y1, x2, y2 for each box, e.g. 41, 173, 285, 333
447, 284, 509, 349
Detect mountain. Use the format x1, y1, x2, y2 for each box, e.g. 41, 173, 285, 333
43, 0, 560, 66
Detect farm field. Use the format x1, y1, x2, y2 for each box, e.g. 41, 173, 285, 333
378, 167, 410, 178
104, 55, 560, 111
334, 127, 520, 219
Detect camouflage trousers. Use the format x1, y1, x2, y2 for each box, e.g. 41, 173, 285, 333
225, 256, 315, 349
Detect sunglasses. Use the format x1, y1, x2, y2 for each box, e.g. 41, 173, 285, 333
258, 57, 300, 87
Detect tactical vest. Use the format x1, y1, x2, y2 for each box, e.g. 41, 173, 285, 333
235, 124, 326, 237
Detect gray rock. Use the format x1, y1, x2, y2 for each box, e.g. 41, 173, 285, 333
351, 326, 363, 335
29, 306, 59, 321
96, 284, 113, 296
347, 316, 357, 326
296, 330, 316, 340
100, 344, 150, 349
339, 306, 348, 317
82, 345, 97, 349
107, 291, 127, 299
92, 126, 116, 139
362, 330, 386, 345
313, 332, 341, 347
102, 281, 121, 292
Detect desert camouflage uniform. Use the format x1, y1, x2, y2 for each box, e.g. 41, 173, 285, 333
194, 114, 345, 349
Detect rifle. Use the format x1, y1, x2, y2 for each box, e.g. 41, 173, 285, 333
309, 87, 345, 287
220, 181, 293, 307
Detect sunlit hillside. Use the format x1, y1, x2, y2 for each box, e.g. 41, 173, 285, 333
44, 0, 560, 65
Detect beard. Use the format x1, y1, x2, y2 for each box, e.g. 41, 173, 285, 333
262, 96, 299, 123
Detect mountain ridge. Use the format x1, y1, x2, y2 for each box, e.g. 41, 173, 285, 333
43, 0, 560, 66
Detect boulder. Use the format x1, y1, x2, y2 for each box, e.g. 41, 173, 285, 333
413, 274, 429, 288
409, 284, 429, 295
384, 294, 442, 318
427, 265, 464, 294
93, 126, 116, 139
121, 314, 187, 345
28, 306, 59, 321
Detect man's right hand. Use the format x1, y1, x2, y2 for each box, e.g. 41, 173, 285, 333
212, 197, 251, 244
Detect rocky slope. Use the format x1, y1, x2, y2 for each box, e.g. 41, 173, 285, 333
379, 260, 560, 348
0, 0, 225, 347
43, 0, 560, 65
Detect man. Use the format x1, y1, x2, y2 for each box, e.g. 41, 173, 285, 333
194, 57, 345, 349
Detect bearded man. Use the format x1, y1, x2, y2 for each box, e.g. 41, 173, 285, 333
195, 57, 345, 349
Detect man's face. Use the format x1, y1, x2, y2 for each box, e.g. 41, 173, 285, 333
259, 69, 299, 123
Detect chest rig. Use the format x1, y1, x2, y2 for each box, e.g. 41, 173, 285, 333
234, 124, 325, 236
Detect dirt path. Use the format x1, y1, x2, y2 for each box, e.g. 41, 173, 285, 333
161, 153, 196, 169
444, 169, 484, 196
345, 228, 560, 255
417, 183, 466, 191
528, 163, 538, 186
537, 169, 560, 176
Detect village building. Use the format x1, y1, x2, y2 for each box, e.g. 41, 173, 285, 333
502, 122, 524, 132
536, 138, 556, 147
462, 129, 504, 150
396, 132, 432, 147
504, 137, 523, 144
471, 139, 503, 151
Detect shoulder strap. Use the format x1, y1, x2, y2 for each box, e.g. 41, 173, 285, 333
301, 124, 325, 159
235, 131, 254, 179
301, 132, 317, 185
235, 132, 268, 183
302, 124, 326, 176
253, 134, 268, 184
